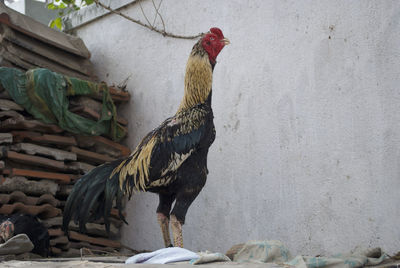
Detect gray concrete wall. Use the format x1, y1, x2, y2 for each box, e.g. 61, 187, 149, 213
6, 0, 58, 26
71, 0, 400, 256
25, 0, 58, 26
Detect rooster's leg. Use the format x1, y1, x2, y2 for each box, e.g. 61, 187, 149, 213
157, 213, 172, 247
156, 193, 175, 247
170, 214, 183, 247
170, 190, 201, 248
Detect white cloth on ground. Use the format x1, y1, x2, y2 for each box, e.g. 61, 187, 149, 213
125, 247, 199, 264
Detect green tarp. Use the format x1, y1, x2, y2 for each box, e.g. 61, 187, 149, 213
0, 67, 126, 141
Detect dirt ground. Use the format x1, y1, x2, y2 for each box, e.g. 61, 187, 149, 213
0, 258, 282, 268
0, 256, 399, 268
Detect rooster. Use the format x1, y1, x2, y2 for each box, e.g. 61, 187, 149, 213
63, 27, 229, 248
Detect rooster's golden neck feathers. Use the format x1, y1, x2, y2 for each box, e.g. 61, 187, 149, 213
178, 42, 213, 113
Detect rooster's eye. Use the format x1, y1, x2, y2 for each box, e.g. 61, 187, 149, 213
210, 37, 214, 41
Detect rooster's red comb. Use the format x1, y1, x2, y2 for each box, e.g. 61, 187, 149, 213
209, 27, 224, 39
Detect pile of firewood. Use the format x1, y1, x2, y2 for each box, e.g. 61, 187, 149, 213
0, 85, 131, 257
0, 3, 136, 257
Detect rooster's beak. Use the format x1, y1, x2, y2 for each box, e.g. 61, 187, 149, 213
222, 38, 230, 45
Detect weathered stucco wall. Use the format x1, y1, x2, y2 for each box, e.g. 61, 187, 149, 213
71, 0, 400, 256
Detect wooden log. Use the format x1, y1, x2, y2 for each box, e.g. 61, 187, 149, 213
68, 222, 118, 238
2, 159, 50, 172
2, 168, 74, 184
92, 86, 131, 103
69, 106, 100, 121
0, 99, 23, 111
0, 133, 12, 144
117, 117, 128, 126
48, 228, 64, 237
10, 143, 77, 161
0, 110, 24, 121
57, 242, 71, 251
0, 202, 61, 219
69, 146, 116, 165
5, 151, 68, 172
50, 236, 69, 246
69, 96, 128, 126
56, 185, 73, 197
40, 216, 62, 228
11, 131, 77, 146
109, 87, 131, 102
1, 40, 93, 81
0, 4, 91, 58
0, 24, 96, 77
0, 47, 37, 70
50, 246, 62, 255
70, 106, 128, 126
0, 58, 23, 71
75, 135, 130, 158
0, 90, 11, 100
0, 176, 59, 195
69, 96, 102, 114
68, 231, 121, 248
110, 209, 126, 220
0, 117, 63, 133
0, 191, 34, 205
30, 192, 60, 206
0, 191, 60, 207
66, 162, 95, 174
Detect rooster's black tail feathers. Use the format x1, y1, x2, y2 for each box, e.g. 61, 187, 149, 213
62, 159, 127, 235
